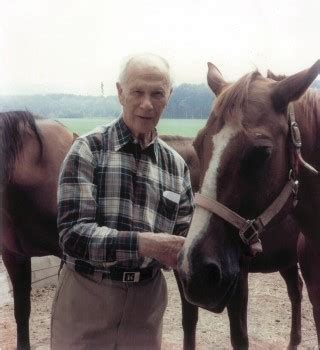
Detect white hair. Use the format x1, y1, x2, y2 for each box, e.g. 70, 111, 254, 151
118, 53, 173, 88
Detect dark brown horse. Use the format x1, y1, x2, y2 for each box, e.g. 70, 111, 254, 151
178, 60, 320, 348
1, 110, 303, 349
1, 111, 75, 349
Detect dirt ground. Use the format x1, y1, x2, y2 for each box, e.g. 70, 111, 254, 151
0, 268, 318, 350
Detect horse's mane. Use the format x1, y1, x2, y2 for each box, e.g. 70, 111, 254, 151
0, 111, 44, 183
213, 71, 263, 122
210, 69, 320, 143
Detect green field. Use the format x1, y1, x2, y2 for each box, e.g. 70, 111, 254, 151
57, 117, 206, 137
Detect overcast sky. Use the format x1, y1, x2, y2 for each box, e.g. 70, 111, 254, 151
1, 0, 319, 96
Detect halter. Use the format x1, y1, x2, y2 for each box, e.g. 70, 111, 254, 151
195, 103, 318, 256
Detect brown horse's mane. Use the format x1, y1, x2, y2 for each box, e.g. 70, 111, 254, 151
211, 70, 320, 127
213, 71, 263, 123
0, 111, 44, 184
298, 88, 320, 131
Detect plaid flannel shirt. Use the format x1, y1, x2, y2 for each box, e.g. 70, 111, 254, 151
57, 117, 194, 274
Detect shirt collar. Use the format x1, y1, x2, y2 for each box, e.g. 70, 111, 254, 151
113, 116, 134, 151
113, 116, 159, 163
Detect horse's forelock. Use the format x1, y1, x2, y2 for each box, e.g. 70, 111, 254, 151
213, 71, 262, 122
0, 111, 44, 184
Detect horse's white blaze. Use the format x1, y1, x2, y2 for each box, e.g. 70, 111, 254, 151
201, 124, 239, 199
180, 124, 239, 275
180, 206, 211, 274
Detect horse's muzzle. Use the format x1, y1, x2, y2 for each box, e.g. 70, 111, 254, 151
177, 252, 239, 311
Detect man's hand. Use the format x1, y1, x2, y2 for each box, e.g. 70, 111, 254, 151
138, 232, 185, 269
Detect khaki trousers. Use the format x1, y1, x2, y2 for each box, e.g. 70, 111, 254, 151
51, 265, 168, 350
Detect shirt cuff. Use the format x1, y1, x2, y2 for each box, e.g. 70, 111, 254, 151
115, 231, 139, 262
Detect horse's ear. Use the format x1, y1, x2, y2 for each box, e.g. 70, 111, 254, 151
271, 59, 320, 111
267, 69, 287, 81
207, 62, 227, 96
267, 69, 275, 79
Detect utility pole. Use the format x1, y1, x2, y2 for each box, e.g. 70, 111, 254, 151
100, 82, 104, 97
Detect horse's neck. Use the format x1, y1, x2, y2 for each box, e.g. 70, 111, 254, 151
293, 89, 320, 238
294, 89, 320, 166
39, 120, 75, 213
162, 136, 200, 192
16, 120, 75, 217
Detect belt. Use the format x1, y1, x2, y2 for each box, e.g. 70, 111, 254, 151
103, 267, 156, 283
72, 259, 157, 283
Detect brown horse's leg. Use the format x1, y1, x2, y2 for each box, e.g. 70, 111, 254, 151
279, 265, 303, 349
227, 269, 249, 350
174, 270, 198, 350
298, 235, 320, 347
2, 247, 31, 350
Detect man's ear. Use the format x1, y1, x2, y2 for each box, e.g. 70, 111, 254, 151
116, 82, 124, 105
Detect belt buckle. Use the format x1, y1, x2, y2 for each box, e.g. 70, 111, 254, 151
123, 271, 140, 282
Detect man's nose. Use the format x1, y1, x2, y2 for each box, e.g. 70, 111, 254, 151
140, 96, 153, 110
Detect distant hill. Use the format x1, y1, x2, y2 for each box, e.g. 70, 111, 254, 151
0, 84, 214, 119
1, 80, 318, 119
163, 83, 214, 119
0, 94, 121, 119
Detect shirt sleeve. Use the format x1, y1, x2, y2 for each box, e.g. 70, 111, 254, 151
57, 138, 139, 263
173, 164, 195, 236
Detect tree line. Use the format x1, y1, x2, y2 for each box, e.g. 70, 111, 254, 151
1, 80, 319, 119
0, 84, 214, 119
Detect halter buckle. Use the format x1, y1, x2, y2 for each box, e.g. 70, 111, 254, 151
288, 170, 299, 207
292, 180, 299, 207
292, 180, 299, 196
239, 219, 262, 245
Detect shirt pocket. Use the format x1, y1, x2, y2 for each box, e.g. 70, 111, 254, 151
154, 194, 179, 234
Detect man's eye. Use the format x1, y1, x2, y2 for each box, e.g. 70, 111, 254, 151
153, 92, 164, 98
132, 90, 142, 96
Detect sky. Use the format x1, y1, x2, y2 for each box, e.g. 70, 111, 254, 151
1, 0, 319, 96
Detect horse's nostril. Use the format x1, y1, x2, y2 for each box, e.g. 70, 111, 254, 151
202, 260, 222, 286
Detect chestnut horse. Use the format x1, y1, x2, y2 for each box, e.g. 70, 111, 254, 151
161, 137, 303, 349
178, 60, 320, 348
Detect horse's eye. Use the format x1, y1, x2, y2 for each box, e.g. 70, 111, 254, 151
242, 145, 272, 175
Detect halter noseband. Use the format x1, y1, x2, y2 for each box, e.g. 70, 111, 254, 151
195, 103, 318, 256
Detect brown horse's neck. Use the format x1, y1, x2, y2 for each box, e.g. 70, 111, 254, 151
292, 89, 320, 240
293, 89, 320, 166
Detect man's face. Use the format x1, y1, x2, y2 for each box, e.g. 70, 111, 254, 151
117, 65, 171, 138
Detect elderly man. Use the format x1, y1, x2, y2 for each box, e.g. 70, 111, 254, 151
51, 54, 194, 349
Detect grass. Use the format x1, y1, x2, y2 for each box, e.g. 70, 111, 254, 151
56, 117, 206, 137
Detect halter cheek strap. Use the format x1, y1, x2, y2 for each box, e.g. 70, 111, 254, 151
288, 103, 318, 177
